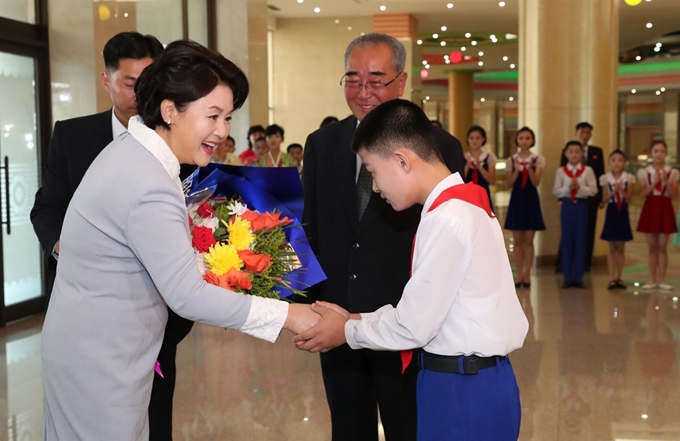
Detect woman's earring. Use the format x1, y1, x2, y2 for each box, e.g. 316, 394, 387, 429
166, 119, 172, 126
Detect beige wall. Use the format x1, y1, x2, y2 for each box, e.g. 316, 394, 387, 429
271, 17, 373, 147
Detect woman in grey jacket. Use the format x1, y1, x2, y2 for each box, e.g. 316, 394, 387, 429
41, 40, 318, 440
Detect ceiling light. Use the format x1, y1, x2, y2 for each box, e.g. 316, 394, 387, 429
441, 26, 447, 31
471, 41, 477, 46
441, 41, 447, 46
509, 97, 514, 101
422, 60, 428, 65
503, 56, 509, 61
661, 87, 666, 92
510, 63, 516, 69
445, 59, 451, 64
334, 19, 340, 24
490, 34, 496, 39
478, 51, 484, 56
425, 64, 430, 69
417, 40, 423, 45
465, 32, 472, 38
447, 3, 454, 8
444, 54, 450, 59
347, 26, 352, 30
654, 47, 660, 52
481, 98, 486, 102
656, 42, 662, 47
646, 23, 653, 28
631, 89, 637, 93
641, 414, 648, 419
380, 5, 387, 11
314, 7, 320, 13
433, 33, 439, 39
656, 90, 661, 95
499, 1, 506, 6
506, 33, 517, 40
635, 55, 642, 60
464, 55, 472, 60
478, 61, 484, 66
297, 0, 303, 3
461, 46, 466, 51
425, 96, 430, 100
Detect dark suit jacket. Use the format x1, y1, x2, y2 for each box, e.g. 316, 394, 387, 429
31, 110, 113, 256
560, 144, 605, 201
302, 115, 465, 313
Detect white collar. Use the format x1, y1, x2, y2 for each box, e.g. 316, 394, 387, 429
514, 152, 536, 163
423, 172, 464, 215
566, 163, 582, 172
112, 109, 127, 140
127, 116, 182, 194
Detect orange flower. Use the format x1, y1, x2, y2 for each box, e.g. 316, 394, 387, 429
241, 210, 292, 232
203, 271, 220, 286
238, 250, 273, 272
223, 267, 253, 290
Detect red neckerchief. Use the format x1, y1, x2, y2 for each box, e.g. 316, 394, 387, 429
401, 182, 495, 373
517, 155, 538, 189
562, 164, 586, 202
650, 168, 669, 194
608, 174, 626, 212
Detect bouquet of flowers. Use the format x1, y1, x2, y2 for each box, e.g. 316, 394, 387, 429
185, 163, 325, 300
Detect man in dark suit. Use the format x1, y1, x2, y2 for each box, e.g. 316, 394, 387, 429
302, 33, 465, 441
557, 121, 605, 272
30, 32, 191, 441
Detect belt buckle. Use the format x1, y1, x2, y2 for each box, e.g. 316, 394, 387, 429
463, 356, 479, 375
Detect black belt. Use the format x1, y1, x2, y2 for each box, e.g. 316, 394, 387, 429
559, 198, 587, 203
417, 352, 505, 375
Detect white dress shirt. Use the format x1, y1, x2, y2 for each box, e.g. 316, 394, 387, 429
552, 163, 597, 200
637, 165, 680, 197
344, 173, 529, 357
112, 108, 127, 139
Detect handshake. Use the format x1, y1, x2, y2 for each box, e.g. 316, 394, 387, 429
284, 302, 360, 352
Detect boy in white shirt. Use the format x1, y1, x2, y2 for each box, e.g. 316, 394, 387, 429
295, 99, 528, 441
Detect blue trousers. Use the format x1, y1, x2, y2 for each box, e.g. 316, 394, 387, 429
560, 201, 588, 284
416, 357, 521, 441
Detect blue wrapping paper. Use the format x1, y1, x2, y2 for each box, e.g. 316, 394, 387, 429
185, 163, 326, 299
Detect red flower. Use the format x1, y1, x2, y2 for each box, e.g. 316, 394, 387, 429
239, 149, 259, 166
203, 271, 220, 286
224, 267, 253, 290
238, 249, 273, 272
240, 210, 292, 232
192, 226, 216, 253
197, 201, 215, 219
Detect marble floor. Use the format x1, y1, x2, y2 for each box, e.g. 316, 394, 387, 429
1, 199, 679, 440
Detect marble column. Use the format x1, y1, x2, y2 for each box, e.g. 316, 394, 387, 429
373, 13, 421, 102
518, 0, 619, 260
477, 99, 499, 155
663, 92, 679, 163
247, 0, 269, 137
447, 71, 474, 142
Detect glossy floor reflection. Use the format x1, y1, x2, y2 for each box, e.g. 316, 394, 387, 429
1, 203, 679, 440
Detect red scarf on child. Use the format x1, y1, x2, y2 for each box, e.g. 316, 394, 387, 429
562, 164, 586, 202
401, 182, 495, 373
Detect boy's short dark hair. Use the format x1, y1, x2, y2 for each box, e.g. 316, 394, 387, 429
103, 32, 164, 72
287, 143, 303, 153
515, 126, 536, 147
575, 122, 593, 131
609, 149, 627, 160
351, 99, 443, 164
135, 40, 249, 130
466, 125, 487, 146
564, 140, 584, 151
320, 116, 339, 128
265, 124, 285, 138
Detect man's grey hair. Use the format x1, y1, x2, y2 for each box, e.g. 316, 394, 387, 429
344, 33, 407, 73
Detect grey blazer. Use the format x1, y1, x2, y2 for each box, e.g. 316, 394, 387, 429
41, 119, 287, 440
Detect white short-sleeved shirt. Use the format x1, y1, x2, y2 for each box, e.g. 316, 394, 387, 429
637, 165, 680, 198
505, 152, 546, 172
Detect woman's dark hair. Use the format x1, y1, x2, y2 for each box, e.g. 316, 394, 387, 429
466, 125, 487, 146
135, 40, 249, 130
320, 116, 339, 128
650, 140, 668, 151
515, 126, 536, 147
265, 124, 285, 138
247, 125, 265, 148
609, 149, 627, 160
103, 32, 164, 71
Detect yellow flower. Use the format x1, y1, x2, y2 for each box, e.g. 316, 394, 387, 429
204, 243, 243, 276
227, 216, 255, 251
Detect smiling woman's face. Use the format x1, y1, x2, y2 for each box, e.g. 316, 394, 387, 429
161, 84, 234, 166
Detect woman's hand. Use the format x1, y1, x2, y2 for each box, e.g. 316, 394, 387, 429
284, 303, 321, 335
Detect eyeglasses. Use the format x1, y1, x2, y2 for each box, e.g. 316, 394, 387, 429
339, 72, 403, 91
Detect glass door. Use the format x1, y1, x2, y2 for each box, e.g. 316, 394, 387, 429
0, 50, 44, 323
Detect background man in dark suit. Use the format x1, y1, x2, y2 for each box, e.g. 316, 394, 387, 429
30, 32, 192, 441
302, 33, 465, 441
557, 121, 605, 272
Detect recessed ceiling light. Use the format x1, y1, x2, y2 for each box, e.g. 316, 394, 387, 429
509, 97, 514, 101
631, 89, 637, 93
641, 414, 649, 420
447, 3, 454, 8
646, 22, 653, 28
461, 46, 466, 51
314, 7, 320, 13
433, 33, 439, 39
654, 47, 660, 52
635, 55, 642, 60
656, 42, 662, 47
444, 54, 450, 59
503, 56, 509, 61
661, 87, 666, 92
297, 0, 303, 3
347, 26, 352, 30
478, 61, 484, 66
656, 90, 661, 95
510, 63, 516, 68
123, 12, 129, 17
490, 34, 496, 39
380, 5, 387, 11
481, 98, 486, 102
445, 59, 451, 64
441, 41, 447, 46
478, 51, 484, 56
425, 96, 431, 100
422, 60, 428, 65
465, 32, 472, 38
417, 39, 423, 45
425, 64, 430, 69
499, 1, 506, 6
441, 26, 447, 31
471, 41, 477, 46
